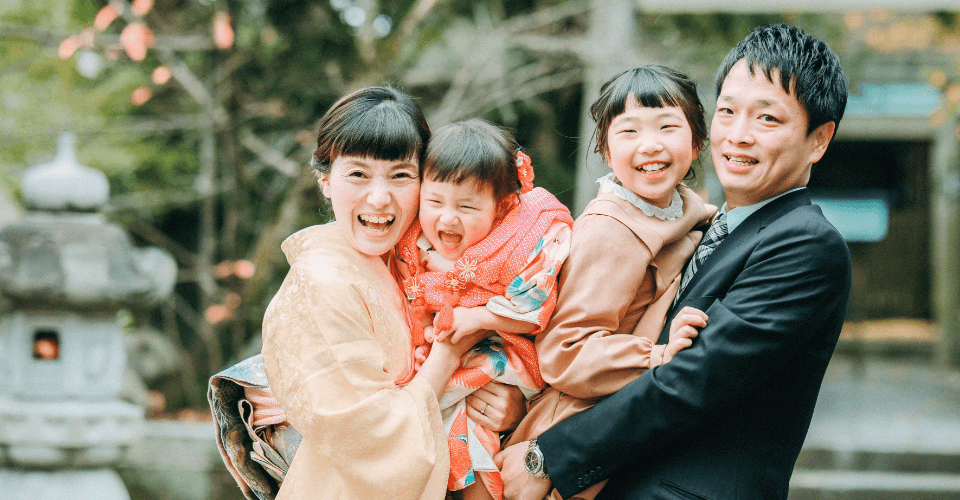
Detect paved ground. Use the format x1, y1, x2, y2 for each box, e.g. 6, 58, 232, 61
790, 354, 960, 499
804, 355, 960, 456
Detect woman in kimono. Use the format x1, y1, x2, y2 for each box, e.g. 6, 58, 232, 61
210, 86, 524, 500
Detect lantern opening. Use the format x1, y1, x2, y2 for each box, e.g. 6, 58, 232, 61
33, 330, 60, 360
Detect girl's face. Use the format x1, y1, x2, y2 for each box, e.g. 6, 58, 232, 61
320, 155, 421, 258
605, 99, 696, 208
419, 178, 499, 261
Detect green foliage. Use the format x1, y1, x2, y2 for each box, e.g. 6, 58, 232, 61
6, 0, 944, 411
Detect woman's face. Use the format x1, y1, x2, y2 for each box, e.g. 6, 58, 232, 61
320, 155, 421, 258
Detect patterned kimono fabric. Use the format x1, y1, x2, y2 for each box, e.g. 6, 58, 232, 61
396, 187, 573, 500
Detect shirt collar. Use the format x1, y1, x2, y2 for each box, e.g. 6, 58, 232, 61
723, 187, 806, 234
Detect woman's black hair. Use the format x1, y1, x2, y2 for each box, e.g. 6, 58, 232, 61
423, 119, 521, 203
311, 85, 431, 175
589, 65, 707, 182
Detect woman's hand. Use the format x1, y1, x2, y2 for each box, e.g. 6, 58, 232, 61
466, 381, 527, 432
424, 327, 490, 376
418, 330, 488, 397
435, 306, 536, 344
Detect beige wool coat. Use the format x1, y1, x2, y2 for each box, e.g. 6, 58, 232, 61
505, 185, 713, 498
261, 224, 449, 500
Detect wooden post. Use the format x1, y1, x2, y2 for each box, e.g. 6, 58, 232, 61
198, 115, 221, 372
931, 116, 960, 367
572, 0, 639, 216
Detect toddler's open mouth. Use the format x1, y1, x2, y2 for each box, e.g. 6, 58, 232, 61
438, 230, 462, 246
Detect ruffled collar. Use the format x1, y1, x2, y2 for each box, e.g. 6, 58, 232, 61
596, 173, 683, 221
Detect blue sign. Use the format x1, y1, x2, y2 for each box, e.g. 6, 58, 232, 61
812, 197, 889, 242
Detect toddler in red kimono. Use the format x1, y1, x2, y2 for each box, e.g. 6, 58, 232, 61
395, 119, 573, 500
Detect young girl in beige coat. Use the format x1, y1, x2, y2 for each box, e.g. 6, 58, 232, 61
501, 65, 716, 500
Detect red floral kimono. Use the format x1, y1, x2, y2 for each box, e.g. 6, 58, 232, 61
396, 187, 573, 500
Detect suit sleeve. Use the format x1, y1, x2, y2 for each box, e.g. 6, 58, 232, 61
538, 215, 851, 498
536, 215, 665, 400
261, 256, 446, 500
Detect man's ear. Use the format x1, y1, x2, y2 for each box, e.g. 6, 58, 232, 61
807, 121, 836, 165
319, 173, 331, 199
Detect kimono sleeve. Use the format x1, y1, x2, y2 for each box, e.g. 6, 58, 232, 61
261, 255, 447, 500
486, 219, 572, 333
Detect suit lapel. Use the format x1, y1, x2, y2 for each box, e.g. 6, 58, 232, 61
670, 190, 813, 311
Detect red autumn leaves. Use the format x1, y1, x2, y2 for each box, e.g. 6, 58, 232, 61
60, 1, 234, 63
58, 1, 235, 106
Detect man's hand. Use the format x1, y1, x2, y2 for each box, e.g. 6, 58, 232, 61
495, 441, 552, 500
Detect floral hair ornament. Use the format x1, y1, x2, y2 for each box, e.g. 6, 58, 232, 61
517, 150, 534, 194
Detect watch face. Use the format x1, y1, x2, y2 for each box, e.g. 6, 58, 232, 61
524, 447, 542, 474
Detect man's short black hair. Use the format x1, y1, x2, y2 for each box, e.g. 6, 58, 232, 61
715, 23, 847, 137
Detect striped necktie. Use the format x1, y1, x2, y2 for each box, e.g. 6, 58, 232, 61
676, 212, 728, 301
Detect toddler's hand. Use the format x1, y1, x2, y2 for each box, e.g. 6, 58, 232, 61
434, 306, 483, 344
664, 306, 708, 363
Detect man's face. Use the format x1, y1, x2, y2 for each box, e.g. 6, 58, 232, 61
710, 60, 835, 209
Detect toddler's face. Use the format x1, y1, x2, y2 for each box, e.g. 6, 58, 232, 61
419, 178, 499, 262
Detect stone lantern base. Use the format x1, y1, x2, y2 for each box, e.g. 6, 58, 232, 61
0, 468, 130, 500
0, 397, 142, 500
0, 398, 142, 468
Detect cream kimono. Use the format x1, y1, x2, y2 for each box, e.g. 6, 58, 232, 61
261, 223, 449, 500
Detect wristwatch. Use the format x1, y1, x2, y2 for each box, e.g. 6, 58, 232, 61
524, 439, 549, 479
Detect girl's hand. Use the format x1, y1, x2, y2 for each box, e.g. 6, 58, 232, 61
664, 306, 708, 363
434, 306, 484, 344
466, 381, 527, 432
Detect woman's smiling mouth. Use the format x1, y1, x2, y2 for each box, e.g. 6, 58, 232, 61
359, 214, 395, 232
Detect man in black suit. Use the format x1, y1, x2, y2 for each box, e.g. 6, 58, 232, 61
497, 24, 851, 500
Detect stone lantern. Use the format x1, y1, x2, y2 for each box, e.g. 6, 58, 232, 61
0, 133, 177, 500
